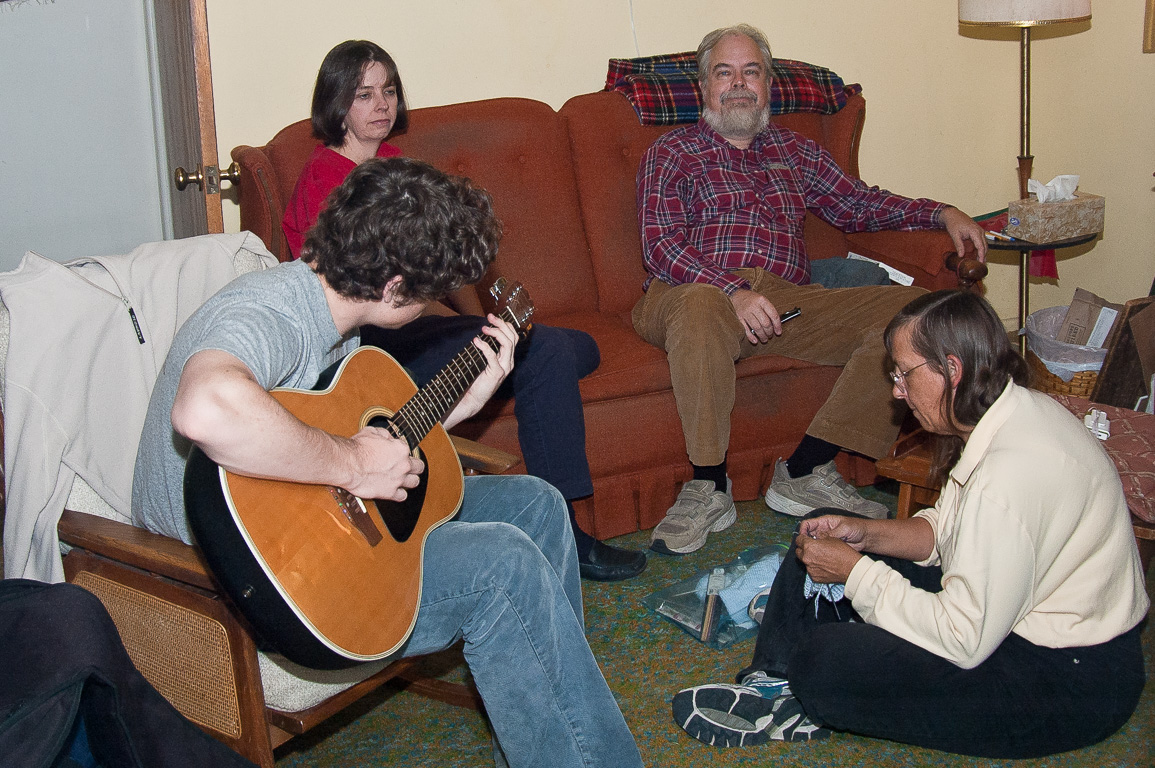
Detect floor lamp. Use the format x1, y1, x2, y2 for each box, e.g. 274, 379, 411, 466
958, 1, 1092, 351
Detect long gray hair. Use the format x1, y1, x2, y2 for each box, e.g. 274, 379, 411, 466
884, 290, 1029, 481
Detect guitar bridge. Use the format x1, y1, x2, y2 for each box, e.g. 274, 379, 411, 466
328, 486, 383, 546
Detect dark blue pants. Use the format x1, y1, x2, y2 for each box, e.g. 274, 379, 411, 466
741, 510, 1146, 759
361, 315, 599, 500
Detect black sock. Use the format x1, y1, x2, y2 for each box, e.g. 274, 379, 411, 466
785, 435, 840, 478
691, 460, 728, 492
567, 500, 596, 558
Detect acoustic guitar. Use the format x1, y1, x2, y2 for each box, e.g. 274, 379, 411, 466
184, 279, 533, 669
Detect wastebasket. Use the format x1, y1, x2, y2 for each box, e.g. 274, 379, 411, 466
1023, 305, 1106, 397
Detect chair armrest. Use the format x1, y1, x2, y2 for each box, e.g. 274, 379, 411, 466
450, 435, 519, 475
55, 438, 516, 589
58, 509, 217, 591
844, 230, 987, 292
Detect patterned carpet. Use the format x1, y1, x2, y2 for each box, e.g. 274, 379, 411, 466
274, 483, 1155, 767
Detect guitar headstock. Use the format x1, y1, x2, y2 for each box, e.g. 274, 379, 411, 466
489, 277, 534, 336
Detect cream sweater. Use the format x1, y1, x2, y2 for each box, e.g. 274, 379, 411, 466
0, 233, 275, 582
846, 382, 1149, 668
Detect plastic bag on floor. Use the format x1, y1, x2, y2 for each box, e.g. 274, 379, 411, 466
642, 544, 786, 648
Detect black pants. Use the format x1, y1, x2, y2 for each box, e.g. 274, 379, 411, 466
741, 510, 1146, 759
362, 316, 599, 500
0, 579, 256, 768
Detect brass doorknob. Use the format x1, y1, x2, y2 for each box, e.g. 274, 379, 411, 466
174, 166, 203, 191
174, 163, 239, 193
220, 162, 240, 185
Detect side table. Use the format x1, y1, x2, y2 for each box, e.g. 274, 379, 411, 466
986, 232, 1097, 354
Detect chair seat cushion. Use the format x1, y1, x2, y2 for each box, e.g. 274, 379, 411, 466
469, 310, 828, 422
258, 651, 391, 713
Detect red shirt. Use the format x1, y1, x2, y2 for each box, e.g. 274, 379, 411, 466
637, 121, 944, 293
282, 142, 403, 259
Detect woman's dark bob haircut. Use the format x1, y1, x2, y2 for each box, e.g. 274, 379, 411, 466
311, 40, 409, 146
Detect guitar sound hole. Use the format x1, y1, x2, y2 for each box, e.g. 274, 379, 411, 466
374, 454, 429, 543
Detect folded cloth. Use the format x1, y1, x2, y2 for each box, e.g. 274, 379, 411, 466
605, 52, 861, 125
803, 574, 846, 617
695, 552, 785, 629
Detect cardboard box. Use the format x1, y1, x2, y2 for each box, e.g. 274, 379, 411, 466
1006, 191, 1104, 244
1060, 287, 1123, 347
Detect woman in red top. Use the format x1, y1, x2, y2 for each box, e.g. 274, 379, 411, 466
282, 41, 406, 257
282, 40, 646, 582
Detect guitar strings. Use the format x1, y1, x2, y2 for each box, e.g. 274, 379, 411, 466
390, 307, 519, 449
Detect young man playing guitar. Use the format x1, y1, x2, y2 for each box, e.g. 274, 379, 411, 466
131, 157, 642, 768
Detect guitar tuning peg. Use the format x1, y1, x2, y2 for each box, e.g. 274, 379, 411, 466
489, 277, 508, 302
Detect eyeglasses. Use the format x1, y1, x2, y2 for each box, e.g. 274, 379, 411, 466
889, 361, 929, 392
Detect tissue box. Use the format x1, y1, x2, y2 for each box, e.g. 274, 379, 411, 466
1006, 191, 1104, 244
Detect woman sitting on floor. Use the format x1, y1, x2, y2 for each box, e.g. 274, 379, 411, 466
673, 289, 1148, 758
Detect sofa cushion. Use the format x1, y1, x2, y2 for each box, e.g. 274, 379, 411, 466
391, 98, 599, 321
466, 309, 828, 423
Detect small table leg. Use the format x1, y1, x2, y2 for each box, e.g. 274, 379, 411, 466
1018, 248, 1029, 355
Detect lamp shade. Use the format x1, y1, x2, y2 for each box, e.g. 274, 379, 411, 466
959, 0, 1091, 26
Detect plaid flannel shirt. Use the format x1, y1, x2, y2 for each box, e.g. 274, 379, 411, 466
637, 121, 946, 294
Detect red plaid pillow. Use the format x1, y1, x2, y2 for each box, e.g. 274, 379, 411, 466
606, 52, 862, 125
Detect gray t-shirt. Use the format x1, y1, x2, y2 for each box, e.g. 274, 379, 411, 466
131, 260, 358, 543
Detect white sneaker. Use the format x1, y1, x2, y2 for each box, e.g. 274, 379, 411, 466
650, 479, 736, 555
763, 460, 889, 519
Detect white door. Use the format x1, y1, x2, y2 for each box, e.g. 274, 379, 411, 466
153, 0, 227, 236
0, 0, 223, 272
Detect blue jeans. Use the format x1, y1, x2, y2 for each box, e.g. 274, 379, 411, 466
362, 317, 599, 500
402, 475, 641, 768
809, 257, 890, 288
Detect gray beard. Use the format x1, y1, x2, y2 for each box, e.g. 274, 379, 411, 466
702, 104, 770, 142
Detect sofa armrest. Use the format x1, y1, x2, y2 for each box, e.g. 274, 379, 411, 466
844, 230, 986, 292
231, 144, 290, 263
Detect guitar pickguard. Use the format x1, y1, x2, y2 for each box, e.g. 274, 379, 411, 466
372, 459, 429, 543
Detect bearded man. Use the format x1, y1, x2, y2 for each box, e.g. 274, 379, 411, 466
633, 24, 987, 555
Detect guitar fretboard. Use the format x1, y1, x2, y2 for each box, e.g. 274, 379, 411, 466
389, 310, 515, 450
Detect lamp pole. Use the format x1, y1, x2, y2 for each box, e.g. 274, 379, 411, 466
1017, 26, 1033, 202
1017, 26, 1033, 353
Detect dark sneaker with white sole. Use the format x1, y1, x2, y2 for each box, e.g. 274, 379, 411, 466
672, 681, 830, 747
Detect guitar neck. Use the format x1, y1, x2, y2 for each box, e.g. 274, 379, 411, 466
390, 317, 509, 450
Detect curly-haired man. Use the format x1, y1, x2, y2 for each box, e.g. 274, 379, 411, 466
132, 157, 642, 768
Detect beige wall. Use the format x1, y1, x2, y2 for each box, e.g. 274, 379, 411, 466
207, 0, 1154, 322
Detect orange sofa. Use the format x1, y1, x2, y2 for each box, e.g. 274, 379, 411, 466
232, 90, 984, 539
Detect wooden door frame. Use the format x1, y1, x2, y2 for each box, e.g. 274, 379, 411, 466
150, 0, 223, 236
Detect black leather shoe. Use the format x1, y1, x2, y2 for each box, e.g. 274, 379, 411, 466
578, 540, 647, 581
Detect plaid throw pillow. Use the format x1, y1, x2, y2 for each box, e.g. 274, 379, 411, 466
605, 51, 863, 126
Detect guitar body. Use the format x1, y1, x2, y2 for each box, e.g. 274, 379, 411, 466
186, 347, 463, 669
